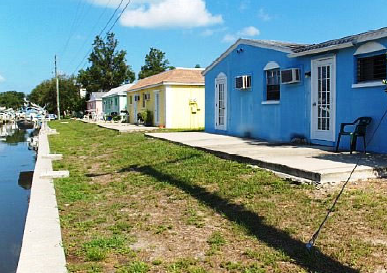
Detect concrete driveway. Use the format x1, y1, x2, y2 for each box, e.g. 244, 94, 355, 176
146, 132, 387, 184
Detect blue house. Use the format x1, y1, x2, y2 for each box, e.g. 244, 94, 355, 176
203, 27, 387, 153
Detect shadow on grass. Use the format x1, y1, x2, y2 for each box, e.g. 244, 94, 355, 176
121, 164, 358, 273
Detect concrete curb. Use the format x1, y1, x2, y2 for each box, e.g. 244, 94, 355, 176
145, 132, 387, 184
17, 122, 67, 273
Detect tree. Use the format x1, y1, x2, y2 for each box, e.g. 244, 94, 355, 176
77, 33, 135, 94
0, 91, 25, 109
28, 75, 85, 116
138, 48, 174, 80
195, 64, 201, 68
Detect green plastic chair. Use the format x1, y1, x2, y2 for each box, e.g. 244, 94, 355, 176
335, 117, 372, 154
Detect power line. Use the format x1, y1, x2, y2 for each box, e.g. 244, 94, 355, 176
67, 0, 113, 71
60, 0, 83, 57
97, 0, 125, 38
71, 0, 131, 75
61, 0, 91, 58
106, 0, 131, 34
71, 0, 125, 75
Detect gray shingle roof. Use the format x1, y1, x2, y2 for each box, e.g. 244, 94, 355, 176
243, 39, 308, 51
292, 27, 387, 54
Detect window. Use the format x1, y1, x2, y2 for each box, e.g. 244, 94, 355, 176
235, 75, 251, 89
129, 96, 133, 104
357, 54, 386, 83
142, 93, 146, 108
266, 69, 280, 101
115, 97, 118, 106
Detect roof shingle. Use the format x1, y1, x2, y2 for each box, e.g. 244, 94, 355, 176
128, 68, 204, 92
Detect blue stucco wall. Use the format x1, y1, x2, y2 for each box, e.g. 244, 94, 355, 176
205, 38, 387, 153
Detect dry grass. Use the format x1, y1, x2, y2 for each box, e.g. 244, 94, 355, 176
49, 120, 387, 273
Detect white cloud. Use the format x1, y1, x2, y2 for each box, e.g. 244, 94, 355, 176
201, 27, 227, 37
239, 0, 250, 12
119, 0, 223, 28
222, 34, 237, 43
222, 26, 260, 43
258, 8, 272, 21
0, 74, 5, 83
239, 26, 260, 37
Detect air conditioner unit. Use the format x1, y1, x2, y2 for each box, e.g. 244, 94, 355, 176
235, 75, 251, 89
281, 68, 300, 84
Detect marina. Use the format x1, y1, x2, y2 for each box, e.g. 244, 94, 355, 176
0, 122, 37, 273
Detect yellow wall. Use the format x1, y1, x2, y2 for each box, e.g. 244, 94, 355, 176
127, 86, 166, 126
127, 84, 204, 129
168, 85, 205, 129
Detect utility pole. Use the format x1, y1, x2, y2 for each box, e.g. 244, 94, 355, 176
55, 55, 61, 120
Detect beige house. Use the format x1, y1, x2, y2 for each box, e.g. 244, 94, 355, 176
126, 68, 205, 129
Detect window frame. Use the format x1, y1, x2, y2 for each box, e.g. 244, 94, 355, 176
235, 75, 252, 89
265, 68, 281, 101
356, 53, 386, 83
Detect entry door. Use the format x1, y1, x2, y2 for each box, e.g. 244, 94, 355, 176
133, 99, 138, 123
311, 56, 336, 141
215, 75, 227, 130
154, 91, 160, 125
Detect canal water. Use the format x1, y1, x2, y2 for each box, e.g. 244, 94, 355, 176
0, 123, 37, 273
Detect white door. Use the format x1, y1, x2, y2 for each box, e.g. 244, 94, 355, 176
311, 56, 336, 141
215, 74, 227, 130
154, 91, 160, 125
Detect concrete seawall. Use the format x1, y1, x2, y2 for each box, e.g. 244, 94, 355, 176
17, 123, 68, 273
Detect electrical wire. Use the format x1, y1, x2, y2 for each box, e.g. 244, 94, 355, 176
60, 0, 83, 58
105, 0, 131, 34
70, 0, 125, 75
71, 0, 131, 75
61, 0, 92, 59
67, 0, 113, 71
306, 105, 387, 250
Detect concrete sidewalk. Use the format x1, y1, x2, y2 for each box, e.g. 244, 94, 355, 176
17, 123, 67, 273
81, 119, 158, 133
146, 132, 387, 184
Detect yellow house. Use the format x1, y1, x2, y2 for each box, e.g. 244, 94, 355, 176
126, 68, 205, 129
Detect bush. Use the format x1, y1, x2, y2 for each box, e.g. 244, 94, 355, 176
139, 110, 153, 126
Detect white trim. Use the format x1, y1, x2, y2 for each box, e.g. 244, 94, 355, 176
354, 41, 386, 55
352, 81, 385, 88
215, 73, 227, 131
310, 55, 336, 142
165, 85, 173, 128
261, 100, 280, 105
203, 39, 295, 75
289, 42, 353, 58
263, 61, 280, 71
356, 28, 387, 43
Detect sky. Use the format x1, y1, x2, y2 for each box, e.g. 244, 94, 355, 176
0, 0, 387, 94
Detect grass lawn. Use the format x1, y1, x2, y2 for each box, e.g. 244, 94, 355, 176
49, 120, 387, 273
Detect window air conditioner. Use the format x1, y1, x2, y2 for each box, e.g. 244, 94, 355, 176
280, 68, 300, 84
235, 75, 251, 89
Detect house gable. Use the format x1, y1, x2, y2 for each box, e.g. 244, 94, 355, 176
202, 39, 306, 76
